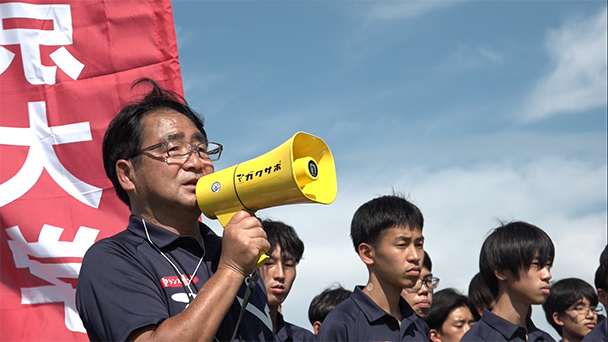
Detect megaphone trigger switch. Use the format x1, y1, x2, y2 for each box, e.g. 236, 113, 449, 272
308, 160, 318, 178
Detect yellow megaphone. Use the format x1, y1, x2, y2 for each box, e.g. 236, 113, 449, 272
196, 131, 337, 267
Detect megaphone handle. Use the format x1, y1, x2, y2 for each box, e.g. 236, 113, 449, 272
256, 252, 270, 268
216, 211, 270, 268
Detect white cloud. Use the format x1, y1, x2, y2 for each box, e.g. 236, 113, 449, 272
522, 8, 607, 121
366, 1, 460, 22
436, 45, 504, 72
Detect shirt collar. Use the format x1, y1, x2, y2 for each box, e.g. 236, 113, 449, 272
127, 215, 217, 254
351, 286, 417, 324
481, 309, 535, 340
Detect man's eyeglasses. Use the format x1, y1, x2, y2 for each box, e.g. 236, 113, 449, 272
126, 140, 223, 163
566, 305, 602, 316
404, 277, 440, 293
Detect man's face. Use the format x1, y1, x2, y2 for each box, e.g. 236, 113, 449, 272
558, 297, 598, 341
371, 225, 424, 290
507, 256, 552, 305
128, 110, 214, 216
432, 305, 475, 342
401, 267, 433, 318
260, 245, 297, 308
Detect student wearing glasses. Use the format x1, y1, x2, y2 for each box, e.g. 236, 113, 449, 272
76, 79, 273, 342
402, 251, 439, 319
542, 278, 600, 342
317, 194, 430, 341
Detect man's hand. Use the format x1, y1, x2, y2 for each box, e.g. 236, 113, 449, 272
219, 211, 270, 277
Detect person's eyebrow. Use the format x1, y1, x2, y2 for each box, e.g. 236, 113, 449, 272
166, 132, 185, 141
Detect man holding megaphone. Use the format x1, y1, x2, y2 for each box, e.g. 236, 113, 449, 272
76, 79, 274, 342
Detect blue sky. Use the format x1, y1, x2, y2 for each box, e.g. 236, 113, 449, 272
172, 1, 607, 338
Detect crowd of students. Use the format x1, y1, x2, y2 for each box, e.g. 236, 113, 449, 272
267, 194, 607, 342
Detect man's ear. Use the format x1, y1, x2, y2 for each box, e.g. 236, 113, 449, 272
552, 312, 565, 327
598, 288, 608, 308
116, 159, 135, 191
430, 329, 442, 342
494, 269, 508, 282
312, 321, 322, 335
358, 243, 374, 266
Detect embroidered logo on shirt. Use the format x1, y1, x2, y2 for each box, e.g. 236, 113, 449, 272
160, 275, 199, 288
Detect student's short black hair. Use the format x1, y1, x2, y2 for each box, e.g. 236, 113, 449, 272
424, 288, 470, 332
350, 194, 424, 253
308, 284, 352, 325
103, 78, 206, 208
423, 251, 433, 272
479, 221, 555, 297
261, 219, 304, 263
468, 272, 495, 321
596, 245, 608, 291
542, 278, 598, 336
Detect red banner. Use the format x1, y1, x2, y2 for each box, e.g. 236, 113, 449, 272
0, 1, 183, 340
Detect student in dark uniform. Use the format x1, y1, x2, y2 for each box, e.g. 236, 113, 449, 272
76, 79, 273, 342
582, 245, 608, 342
259, 219, 315, 342
424, 288, 475, 342
308, 284, 352, 335
542, 278, 600, 342
402, 251, 439, 319
467, 272, 496, 322
461, 221, 555, 342
317, 194, 430, 342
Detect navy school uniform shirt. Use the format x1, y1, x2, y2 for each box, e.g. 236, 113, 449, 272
461, 309, 555, 342
275, 311, 316, 342
316, 286, 430, 342
76, 216, 275, 342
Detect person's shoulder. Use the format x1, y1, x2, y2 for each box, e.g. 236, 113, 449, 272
461, 317, 497, 342
285, 322, 316, 342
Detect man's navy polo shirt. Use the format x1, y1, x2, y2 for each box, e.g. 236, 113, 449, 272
316, 286, 430, 342
582, 318, 607, 342
76, 215, 274, 342
275, 311, 315, 342
461, 309, 555, 342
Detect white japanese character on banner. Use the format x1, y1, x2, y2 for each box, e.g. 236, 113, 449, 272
0, 101, 102, 208
0, 2, 84, 85
6, 224, 99, 332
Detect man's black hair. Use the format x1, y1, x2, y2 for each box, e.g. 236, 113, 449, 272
596, 245, 608, 291
102, 78, 206, 208
479, 221, 555, 297
467, 272, 494, 321
350, 194, 424, 253
542, 278, 598, 337
308, 284, 352, 325
424, 288, 470, 332
261, 219, 304, 263
423, 251, 432, 272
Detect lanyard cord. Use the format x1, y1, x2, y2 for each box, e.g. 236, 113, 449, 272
142, 219, 204, 302
230, 270, 260, 342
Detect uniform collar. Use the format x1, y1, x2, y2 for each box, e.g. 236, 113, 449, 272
351, 285, 417, 324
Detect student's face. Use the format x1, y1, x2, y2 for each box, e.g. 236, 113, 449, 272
507, 256, 552, 305
431, 306, 475, 342
260, 245, 297, 308
401, 267, 433, 318
557, 297, 598, 341
126, 110, 213, 215
372, 225, 424, 290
